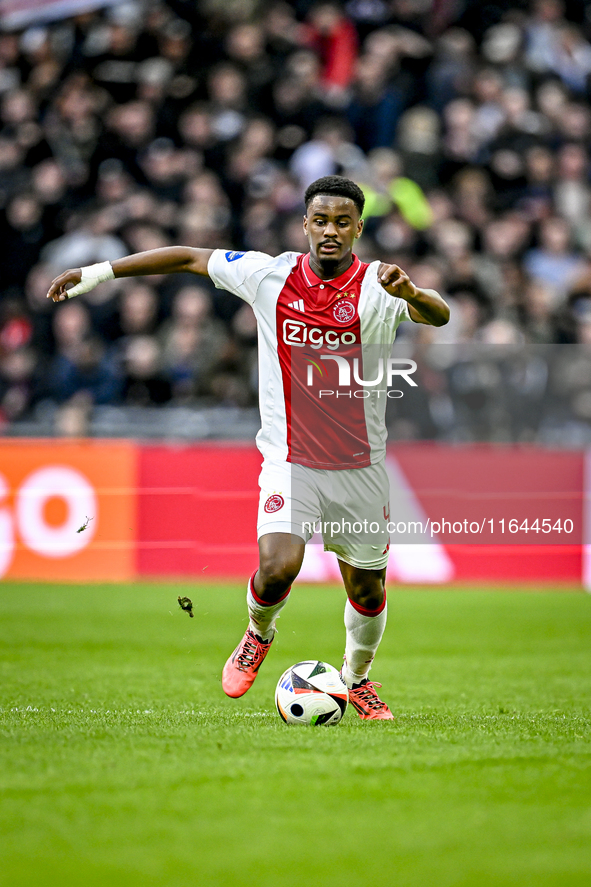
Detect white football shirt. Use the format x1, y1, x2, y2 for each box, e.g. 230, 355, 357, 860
208, 249, 411, 469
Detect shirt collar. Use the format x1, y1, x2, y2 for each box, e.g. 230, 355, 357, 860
302, 253, 362, 290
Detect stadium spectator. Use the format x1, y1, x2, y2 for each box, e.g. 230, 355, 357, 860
121, 334, 171, 405
48, 300, 121, 405
160, 284, 229, 400
523, 215, 586, 296
303, 1, 359, 102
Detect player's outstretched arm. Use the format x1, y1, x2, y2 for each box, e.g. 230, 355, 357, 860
377, 263, 450, 327
46, 246, 214, 302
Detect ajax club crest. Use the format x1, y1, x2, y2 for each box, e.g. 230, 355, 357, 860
332, 300, 355, 324
264, 494, 285, 513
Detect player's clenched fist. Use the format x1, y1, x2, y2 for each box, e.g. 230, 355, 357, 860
377, 263, 417, 300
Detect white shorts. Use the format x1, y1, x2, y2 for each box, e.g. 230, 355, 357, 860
257, 459, 391, 570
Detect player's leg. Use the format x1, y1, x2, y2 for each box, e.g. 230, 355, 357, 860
248, 532, 306, 639
222, 460, 316, 698
339, 560, 387, 683
338, 561, 393, 720
320, 461, 394, 719
222, 533, 305, 699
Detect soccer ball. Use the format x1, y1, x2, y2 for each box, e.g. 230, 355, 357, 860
275, 660, 348, 726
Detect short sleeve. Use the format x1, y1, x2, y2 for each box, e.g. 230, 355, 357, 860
362, 262, 412, 342
392, 296, 412, 325
384, 295, 412, 343
207, 249, 276, 306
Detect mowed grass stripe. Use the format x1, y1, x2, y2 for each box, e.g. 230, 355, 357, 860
0, 583, 589, 887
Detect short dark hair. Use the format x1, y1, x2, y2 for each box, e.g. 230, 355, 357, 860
304, 175, 365, 217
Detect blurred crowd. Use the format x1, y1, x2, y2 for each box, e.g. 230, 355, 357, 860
2, 0, 591, 440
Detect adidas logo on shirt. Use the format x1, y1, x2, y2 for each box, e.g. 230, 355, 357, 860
288, 299, 305, 312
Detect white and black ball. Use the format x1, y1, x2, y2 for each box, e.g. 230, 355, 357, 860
275, 660, 348, 726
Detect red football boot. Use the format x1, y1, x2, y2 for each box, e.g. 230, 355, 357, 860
222, 628, 273, 698
347, 679, 395, 720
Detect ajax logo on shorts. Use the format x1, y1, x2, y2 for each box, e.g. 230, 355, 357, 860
332, 300, 355, 324
264, 494, 284, 513
225, 251, 245, 262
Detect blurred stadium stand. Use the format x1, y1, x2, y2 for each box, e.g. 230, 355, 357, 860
1, 0, 591, 442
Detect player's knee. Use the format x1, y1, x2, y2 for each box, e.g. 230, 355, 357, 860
258, 552, 300, 598
347, 577, 385, 612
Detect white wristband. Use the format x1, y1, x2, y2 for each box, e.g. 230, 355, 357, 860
66, 261, 115, 298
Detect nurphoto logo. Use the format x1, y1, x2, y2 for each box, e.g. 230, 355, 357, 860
306, 354, 418, 394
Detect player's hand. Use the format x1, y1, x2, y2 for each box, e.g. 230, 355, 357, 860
47, 269, 82, 302
377, 263, 416, 301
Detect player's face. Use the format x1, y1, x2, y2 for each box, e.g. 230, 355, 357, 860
303, 195, 363, 276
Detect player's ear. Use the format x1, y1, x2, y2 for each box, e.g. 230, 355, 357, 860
355, 218, 364, 239
303, 214, 308, 235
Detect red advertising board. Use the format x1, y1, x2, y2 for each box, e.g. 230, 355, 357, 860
137, 442, 584, 585
137, 443, 261, 579
392, 444, 583, 584
0, 440, 584, 585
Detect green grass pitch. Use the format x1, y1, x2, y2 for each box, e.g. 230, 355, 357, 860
1, 581, 590, 887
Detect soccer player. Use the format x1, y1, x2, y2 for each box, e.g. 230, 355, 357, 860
48, 175, 449, 720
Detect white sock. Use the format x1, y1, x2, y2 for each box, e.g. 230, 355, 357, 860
247, 576, 290, 642
342, 598, 387, 687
